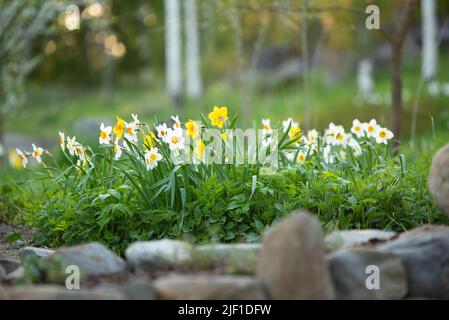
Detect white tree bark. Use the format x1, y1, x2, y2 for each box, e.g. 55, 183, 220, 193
421, 0, 438, 80
164, 0, 182, 101
357, 59, 374, 97
184, 0, 202, 98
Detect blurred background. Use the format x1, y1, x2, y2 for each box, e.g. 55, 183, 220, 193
1, 0, 449, 168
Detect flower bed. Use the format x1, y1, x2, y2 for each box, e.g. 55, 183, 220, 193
11, 107, 446, 253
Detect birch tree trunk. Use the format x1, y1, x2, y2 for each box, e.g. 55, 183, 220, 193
184, 0, 202, 98
421, 0, 438, 80
164, 0, 182, 106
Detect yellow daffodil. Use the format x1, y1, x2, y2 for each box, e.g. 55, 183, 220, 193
194, 139, 205, 159
289, 125, 302, 140
113, 116, 125, 140
208, 106, 228, 128
16, 149, 28, 168
185, 120, 200, 138
144, 133, 156, 149
221, 131, 227, 141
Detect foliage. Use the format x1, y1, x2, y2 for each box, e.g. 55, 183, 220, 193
11, 107, 447, 254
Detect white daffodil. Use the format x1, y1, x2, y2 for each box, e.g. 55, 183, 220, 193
375, 127, 394, 144
307, 129, 318, 144
171, 115, 181, 129
131, 113, 140, 125
113, 138, 122, 160
323, 145, 334, 164
333, 126, 348, 146
365, 119, 378, 138
144, 147, 163, 170
297, 151, 307, 164
351, 119, 365, 138
262, 119, 272, 136
59, 132, 65, 151
348, 138, 362, 156
166, 127, 185, 151
75, 144, 86, 161
261, 136, 272, 148
66, 136, 77, 156
282, 118, 295, 130
32, 144, 44, 163
284, 152, 295, 162
156, 123, 170, 141
324, 122, 341, 144
16, 148, 28, 168
99, 123, 112, 145
124, 121, 138, 143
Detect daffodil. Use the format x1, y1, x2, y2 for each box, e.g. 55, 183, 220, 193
333, 127, 348, 146
307, 129, 318, 144
156, 123, 169, 141
194, 139, 205, 160
99, 123, 112, 145
166, 127, 185, 150
351, 119, 364, 138
171, 115, 181, 129
32, 144, 44, 163
185, 120, 200, 138
144, 147, 163, 170
15, 148, 28, 168
113, 138, 122, 160
375, 127, 394, 144
144, 132, 157, 149
282, 118, 295, 131
124, 121, 138, 143
66, 136, 77, 156
59, 132, 65, 151
75, 144, 86, 161
8, 149, 22, 169
289, 124, 302, 140
208, 106, 228, 128
365, 119, 378, 138
75, 158, 90, 174
132, 113, 140, 125
113, 116, 125, 140
262, 119, 272, 136
348, 138, 362, 156
323, 145, 334, 164
297, 152, 307, 164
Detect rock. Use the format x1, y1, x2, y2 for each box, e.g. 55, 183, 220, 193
0, 266, 5, 281
52, 243, 126, 278
154, 275, 264, 300
428, 143, 449, 217
6, 285, 124, 300
126, 240, 193, 272
0, 258, 21, 274
95, 279, 155, 300
4, 266, 24, 281
256, 210, 335, 299
378, 228, 449, 299
0, 285, 9, 300
193, 243, 261, 274
20, 247, 55, 259
327, 249, 407, 299
325, 230, 397, 250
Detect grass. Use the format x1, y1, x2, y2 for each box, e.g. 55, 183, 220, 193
7, 56, 449, 144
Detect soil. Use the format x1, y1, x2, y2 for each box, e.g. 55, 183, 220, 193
0, 222, 35, 260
